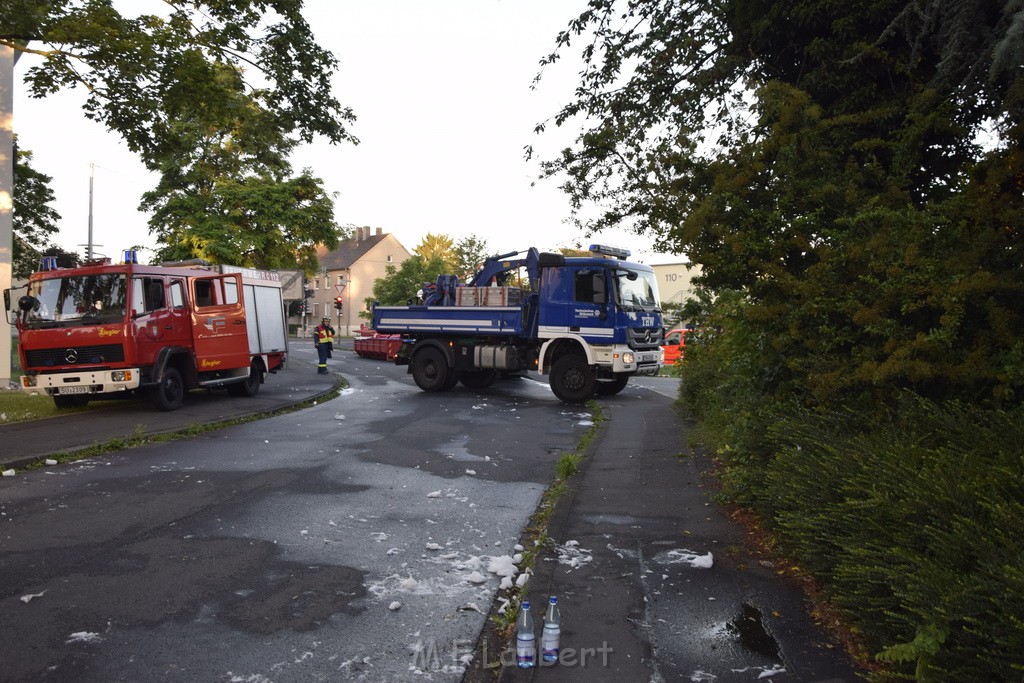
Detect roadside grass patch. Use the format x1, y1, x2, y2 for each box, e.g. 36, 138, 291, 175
4, 380, 346, 473
0, 391, 71, 422
0, 391, 145, 425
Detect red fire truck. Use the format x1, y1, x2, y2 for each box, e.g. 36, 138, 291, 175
5, 252, 288, 411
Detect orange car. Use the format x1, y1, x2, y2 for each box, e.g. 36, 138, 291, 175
661, 328, 691, 365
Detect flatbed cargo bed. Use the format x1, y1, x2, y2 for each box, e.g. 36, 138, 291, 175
373, 305, 525, 337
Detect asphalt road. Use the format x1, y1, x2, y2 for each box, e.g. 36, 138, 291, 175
1, 342, 856, 681
0, 343, 603, 681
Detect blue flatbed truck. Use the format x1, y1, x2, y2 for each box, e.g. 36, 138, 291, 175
371, 245, 663, 403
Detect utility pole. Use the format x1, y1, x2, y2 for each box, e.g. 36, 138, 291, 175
0, 44, 16, 388
87, 162, 94, 260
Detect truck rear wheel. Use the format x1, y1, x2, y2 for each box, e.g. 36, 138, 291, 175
442, 368, 462, 391
595, 374, 629, 396
153, 367, 184, 411
550, 354, 596, 403
227, 360, 261, 397
411, 346, 452, 392
460, 369, 499, 391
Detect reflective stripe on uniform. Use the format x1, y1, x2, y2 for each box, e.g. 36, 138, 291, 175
316, 325, 334, 344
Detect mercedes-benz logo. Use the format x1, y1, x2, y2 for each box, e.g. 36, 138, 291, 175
643, 329, 652, 344
65, 348, 78, 364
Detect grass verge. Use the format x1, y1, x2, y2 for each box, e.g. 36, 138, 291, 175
0, 390, 139, 424
465, 400, 606, 677
2, 379, 346, 473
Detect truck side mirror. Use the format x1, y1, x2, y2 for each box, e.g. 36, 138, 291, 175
537, 253, 566, 268
18, 295, 38, 312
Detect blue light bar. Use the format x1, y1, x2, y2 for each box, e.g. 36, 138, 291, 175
123, 249, 139, 264
41, 256, 58, 271
588, 244, 631, 259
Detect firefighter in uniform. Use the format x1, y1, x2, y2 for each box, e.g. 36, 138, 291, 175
313, 316, 335, 374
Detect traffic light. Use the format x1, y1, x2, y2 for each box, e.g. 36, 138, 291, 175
334, 296, 343, 312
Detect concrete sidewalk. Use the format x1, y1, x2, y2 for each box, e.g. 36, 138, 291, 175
492, 386, 858, 682
0, 355, 339, 470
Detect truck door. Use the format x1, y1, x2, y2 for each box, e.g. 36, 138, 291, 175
568, 267, 613, 342
131, 276, 189, 366
538, 266, 614, 343
189, 274, 249, 372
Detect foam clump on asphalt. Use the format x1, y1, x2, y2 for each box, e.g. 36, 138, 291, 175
487, 555, 518, 578
666, 549, 714, 568
554, 539, 594, 570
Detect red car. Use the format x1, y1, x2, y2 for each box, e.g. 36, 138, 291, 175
661, 328, 691, 365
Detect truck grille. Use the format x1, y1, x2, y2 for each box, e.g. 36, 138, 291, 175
25, 344, 126, 367
627, 327, 663, 350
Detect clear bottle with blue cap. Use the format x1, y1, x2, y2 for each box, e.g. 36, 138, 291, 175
515, 600, 536, 667
542, 595, 561, 662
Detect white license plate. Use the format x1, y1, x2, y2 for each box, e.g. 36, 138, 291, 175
58, 386, 89, 395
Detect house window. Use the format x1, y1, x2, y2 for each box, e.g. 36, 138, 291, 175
387, 255, 393, 262
337, 275, 345, 286
314, 278, 320, 290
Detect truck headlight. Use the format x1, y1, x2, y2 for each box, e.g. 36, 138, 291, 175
22, 375, 37, 388
622, 352, 635, 365
111, 370, 132, 382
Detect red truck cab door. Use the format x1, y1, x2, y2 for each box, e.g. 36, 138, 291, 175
189, 274, 249, 372
131, 276, 190, 365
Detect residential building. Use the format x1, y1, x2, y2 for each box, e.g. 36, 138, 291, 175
299, 226, 412, 336
651, 261, 703, 326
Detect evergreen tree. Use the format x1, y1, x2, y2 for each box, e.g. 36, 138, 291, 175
140, 64, 341, 272
540, 0, 1023, 406
1, 0, 355, 165
12, 144, 61, 279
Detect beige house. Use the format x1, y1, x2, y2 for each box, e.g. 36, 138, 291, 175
651, 261, 703, 326
300, 227, 412, 336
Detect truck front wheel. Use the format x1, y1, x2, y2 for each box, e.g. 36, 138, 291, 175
411, 346, 452, 392
53, 394, 89, 409
550, 354, 596, 403
595, 374, 629, 396
153, 367, 185, 411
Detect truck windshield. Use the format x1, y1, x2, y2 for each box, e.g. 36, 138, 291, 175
24, 274, 128, 328
615, 269, 660, 312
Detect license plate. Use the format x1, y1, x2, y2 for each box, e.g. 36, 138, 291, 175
58, 386, 89, 395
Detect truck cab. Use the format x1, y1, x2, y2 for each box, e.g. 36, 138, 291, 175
372, 245, 663, 403
536, 250, 662, 375
6, 253, 287, 411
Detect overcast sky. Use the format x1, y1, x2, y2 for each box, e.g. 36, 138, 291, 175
13, 1, 679, 266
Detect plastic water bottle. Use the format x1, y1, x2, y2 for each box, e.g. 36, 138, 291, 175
515, 600, 536, 668
542, 596, 561, 663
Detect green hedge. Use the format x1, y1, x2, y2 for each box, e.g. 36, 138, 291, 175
678, 298, 1024, 679
761, 399, 1024, 680
679, 350, 1024, 679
